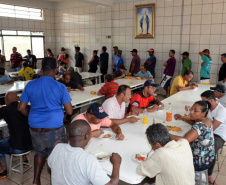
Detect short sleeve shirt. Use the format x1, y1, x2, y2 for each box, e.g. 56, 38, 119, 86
200, 55, 212, 79
191, 122, 215, 167
58, 54, 69, 64
136, 71, 153, 78
164, 57, 176, 77
129, 55, 141, 74
75, 53, 84, 67
170, 75, 188, 96
24, 55, 37, 68
98, 81, 119, 99
20, 76, 72, 128
127, 92, 155, 113
72, 113, 112, 131
17, 67, 35, 81
116, 57, 124, 71
181, 58, 192, 75
145, 56, 156, 73
217, 95, 226, 109
100, 52, 109, 70
0, 75, 11, 84
218, 63, 226, 82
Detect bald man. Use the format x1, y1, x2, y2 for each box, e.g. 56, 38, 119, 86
0, 92, 32, 178
48, 119, 121, 185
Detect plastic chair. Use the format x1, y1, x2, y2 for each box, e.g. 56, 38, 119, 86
195, 169, 208, 185
8, 150, 33, 185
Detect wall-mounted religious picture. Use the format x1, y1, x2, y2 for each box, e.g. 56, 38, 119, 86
135, 4, 155, 39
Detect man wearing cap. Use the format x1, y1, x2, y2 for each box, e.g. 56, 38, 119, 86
113, 65, 127, 80
144, 48, 156, 78
218, 53, 226, 85
72, 103, 124, 140
181, 52, 192, 75
103, 85, 139, 125
112, 46, 123, 72
115, 50, 124, 71
127, 80, 164, 114
211, 84, 226, 108
18, 57, 73, 185
128, 49, 141, 76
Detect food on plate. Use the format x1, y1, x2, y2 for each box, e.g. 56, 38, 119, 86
90, 91, 96, 94
136, 77, 141, 80
103, 134, 112, 138
166, 125, 182, 132
135, 154, 147, 161
125, 76, 132, 80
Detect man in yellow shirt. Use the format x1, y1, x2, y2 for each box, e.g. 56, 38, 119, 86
170, 70, 198, 96
13, 62, 35, 81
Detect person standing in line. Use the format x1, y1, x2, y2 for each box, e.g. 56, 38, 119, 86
0, 49, 6, 69
199, 49, 212, 82
100, 46, 109, 83
112, 46, 123, 73
160, 50, 176, 98
10, 47, 23, 72
24, 49, 37, 69
18, 57, 73, 185
46, 48, 54, 58
128, 49, 140, 76
181, 52, 191, 75
75, 47, 84, 72
218, 53, 226, 84
88, 50, 99, 84
144, 48, 156, 78
115, 50, 124, 71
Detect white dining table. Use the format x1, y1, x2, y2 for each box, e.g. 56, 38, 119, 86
0, 81, 29, 96
85, 84, 213, 184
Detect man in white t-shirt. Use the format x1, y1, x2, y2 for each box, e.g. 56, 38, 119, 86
102, 85, 139, 125
210, 84, 226, 108
48, 119, 121, 185
201, 90, 226, 184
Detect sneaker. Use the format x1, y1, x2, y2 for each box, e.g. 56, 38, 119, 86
0, 170, 7, 179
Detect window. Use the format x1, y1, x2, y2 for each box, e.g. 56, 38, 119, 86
0, 30, 45, 60
0, 4, 43, 20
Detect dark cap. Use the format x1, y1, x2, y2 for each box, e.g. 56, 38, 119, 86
0, 68, 5, 75
144, 80, 159, 88
87, 103, 108, 119
42, 57, 57, 71
210, 84, 226, 94
118, 50, 122, 54
181, 52, 189, 56
221, 53, 226, 57
130, 49, 138, 53
113, 46, 118, 49
119, 65, 127, 70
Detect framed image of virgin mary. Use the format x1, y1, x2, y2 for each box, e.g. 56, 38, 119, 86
135, 4, 155, 39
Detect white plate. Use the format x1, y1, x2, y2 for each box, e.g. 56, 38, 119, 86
131, 151, 154, 164
92, 151, 111, 162
98, 131, 114, 139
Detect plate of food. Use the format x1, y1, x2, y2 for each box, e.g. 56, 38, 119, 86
166, 125, 183, 132
131, 151, 153, 164
98, 131, 114, 139
136, 77, 141, 80
92, 151, 111, 162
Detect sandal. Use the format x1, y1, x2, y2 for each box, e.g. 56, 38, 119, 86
209, 180, 216, 185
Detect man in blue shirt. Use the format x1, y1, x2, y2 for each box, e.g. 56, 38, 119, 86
199, 49, 212, 80
112, 46, 123, 72
18, 57, 73, 185
144, 48, 156, 78
0, 68, 14, 85
135, 65, 153, 79
115, 50, 124, 71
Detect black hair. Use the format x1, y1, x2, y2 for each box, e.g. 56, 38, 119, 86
146, 123, 171, 146
60, 62, 66, 66
0, 68, 5, 75
117, 85, 130, 96
141, 65, 147, 70
184, 70, 193, 76
32, 74, 40, 80
23, 62, 28, 67
61, 47, 65, 51
201, 90, 216, 101
63, 72, 70, 79
75, 47, 80, 52
93, 50, 98, 54
68, 67, 74, 72
46, 48, 52, 53
27, 49, 31, 53
102, 46, 107, 52
170, 50, 175, 54
42, 57, 57, 72
105, 74, 113, 82
202, 49, 210, 54
194, 100, 211, 117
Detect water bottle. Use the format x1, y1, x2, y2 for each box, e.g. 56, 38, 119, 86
166, 103, 172, 122
143, 109, 148, 124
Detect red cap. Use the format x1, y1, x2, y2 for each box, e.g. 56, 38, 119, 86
147, 48, 154, 52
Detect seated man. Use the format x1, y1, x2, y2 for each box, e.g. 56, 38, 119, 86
211, 84, 226, 108
48, 119, 121, 185
134, 65, 153, 80
72, 103, 124, 140
103, 85, 139, 125
12, 62, 35, 81
137, 123, 195, 185
67, 67, 84, 87
0, 68, 14, 85
113, 65, 126, 80
58, 73, 84, 92
170, 70, 198, 96
0, 92, 32, 178
127, 80, 164, 114
98, 74, 119, 99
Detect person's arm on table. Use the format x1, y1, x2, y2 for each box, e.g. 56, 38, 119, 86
171, 128, 199, 143
91, 129, 103, 138
77, 84, 84, 91
1, 80, 14, 85
110, 123, 124, 140
177, 85, 197, 91
174, 114, 195, 125
110, 117, 139, 125
155, 99, 164, 109
114, 74, 125, 80
131, 105, 159, 113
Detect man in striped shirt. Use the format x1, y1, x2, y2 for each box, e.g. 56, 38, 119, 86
98, 74, 119, 99
10, 47, 23, 72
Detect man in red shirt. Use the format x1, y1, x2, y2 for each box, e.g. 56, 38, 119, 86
127, 80, 164, 114
98, 74, 119, 99
10, 47, 23, 72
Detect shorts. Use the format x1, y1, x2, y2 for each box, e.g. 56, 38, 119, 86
160, 74, 172, 88
29, 126, 66, 157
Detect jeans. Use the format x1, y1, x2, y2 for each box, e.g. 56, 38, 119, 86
208, 134, 225, 176
0, 137, 31, 154
12, 67, 21, 72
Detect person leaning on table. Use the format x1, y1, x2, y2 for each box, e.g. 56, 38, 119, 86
48, 119, 122, 185
72, 103, 124, 140
136, 123, 195, 185
127, 80, 164, 115
102, 85, 139, 125
113, 65, 127, 80
170, 70, 198, 96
